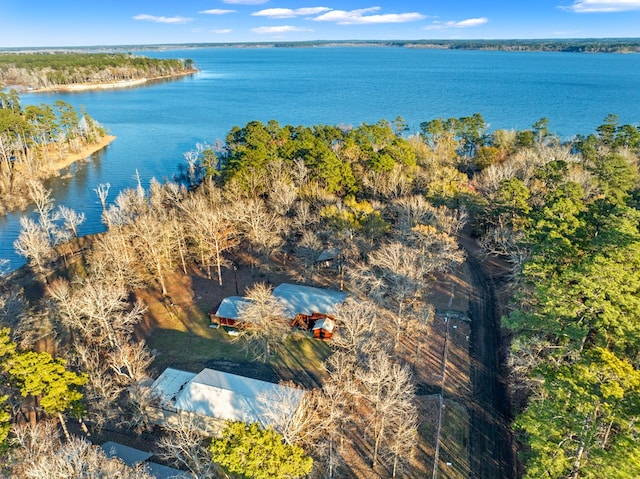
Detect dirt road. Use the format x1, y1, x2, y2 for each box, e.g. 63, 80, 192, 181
466, 252, 516, 479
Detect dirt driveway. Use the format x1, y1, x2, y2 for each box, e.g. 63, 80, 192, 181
464, 240, 517, 478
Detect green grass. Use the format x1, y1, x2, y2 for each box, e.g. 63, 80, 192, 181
437, 399, 470, 479
147, 323, 331, 387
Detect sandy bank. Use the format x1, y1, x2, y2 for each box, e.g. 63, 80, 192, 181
49, 135, 116, 172
29, 70, 197, 93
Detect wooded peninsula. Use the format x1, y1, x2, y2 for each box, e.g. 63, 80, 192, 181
0, 90, 111, 215
1, 94, 639, 478
0, 52, 196, 92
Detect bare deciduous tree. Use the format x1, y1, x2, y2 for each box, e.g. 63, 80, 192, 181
256, 385, 321, 448
13, 216, 55, 278
157, 414, 218, 479
356, 350, 417, 470
9, 422, 155, 479
129, 212, 174, 296
387, 406, 418, 479
266, 158, 299, 216
234, 282, 291, 363
180, 192, 238, 285
87, 230, 144, 290
331, 298, 387, 360
226, 197, 287, 268
48, 279, 145, 349
54, 205, 85, 239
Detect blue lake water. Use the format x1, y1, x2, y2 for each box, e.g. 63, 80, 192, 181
1, 47, 640, 271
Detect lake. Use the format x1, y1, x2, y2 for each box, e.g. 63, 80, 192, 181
1, 46, 639, 271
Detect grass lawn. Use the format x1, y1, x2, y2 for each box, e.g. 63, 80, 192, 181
140, 276, 332, 387
437, 398, 470, 479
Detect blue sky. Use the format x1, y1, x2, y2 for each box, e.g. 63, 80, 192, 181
2, 0, 640, 47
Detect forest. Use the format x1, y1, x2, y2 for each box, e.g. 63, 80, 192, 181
0, 108, 639, 478
0, 52, 195, 90
0, 90, 108, 214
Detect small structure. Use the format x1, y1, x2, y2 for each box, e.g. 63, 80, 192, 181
273, 283, 348, 331
311, 317, 336, 340
100, 441, 189, 478
315, 248, 340, 268
101, 441, 152, 466
209, 296, 252, 327
150, 367, 304, 432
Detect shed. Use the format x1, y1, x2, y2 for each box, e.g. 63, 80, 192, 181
315, 248, 340, 268
100, 441, 189, 478
312, 317, 336, 340
150, 367, 304, 428
100, 441, 152, 466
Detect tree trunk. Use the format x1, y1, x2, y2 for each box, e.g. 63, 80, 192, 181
215, 248, 223, 286
58, 412, 71, 442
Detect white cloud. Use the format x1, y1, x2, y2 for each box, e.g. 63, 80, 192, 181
199, 9, 236, 15
133, 14, 192, 24
252, 7, 331, 18
313, 7, 425, 24
252, 25, 313, 33
562, 0, 640, 12
211, 29, 233, 34
424, 17, 488, 30
223, 0, 268, 4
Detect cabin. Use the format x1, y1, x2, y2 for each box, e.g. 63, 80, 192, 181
209, 296, 252, 328
273, 283, 348, 331
149, 367, 304, 434
209, 282, 348, 339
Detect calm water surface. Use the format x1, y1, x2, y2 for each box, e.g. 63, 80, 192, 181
2, 47, 639, 270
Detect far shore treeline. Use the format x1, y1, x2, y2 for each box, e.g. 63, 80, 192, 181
0, 52, 195, 91
3, 38, 640, 53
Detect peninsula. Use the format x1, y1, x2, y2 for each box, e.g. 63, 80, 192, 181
0, 52, 196, 92
0, 90, 113, 215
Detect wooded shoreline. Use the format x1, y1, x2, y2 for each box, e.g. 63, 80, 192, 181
46, 134, 116, 172
24, 69, 197, 93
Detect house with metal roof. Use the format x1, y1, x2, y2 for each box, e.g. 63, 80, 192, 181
209, 283, 348, 338
209, 296, 252, 327
100, 441, 190, 479
149, 367, 304, 433
272, 282, 348, 334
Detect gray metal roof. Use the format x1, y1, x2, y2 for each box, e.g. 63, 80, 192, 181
151, 367, 304, 427
272, 283, 348, 317
100, 441, 152, 466
146, 462, 191, 479
213, 296, 252, 319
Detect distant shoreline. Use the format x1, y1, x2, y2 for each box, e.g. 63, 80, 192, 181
79, 38, 640, 54
2, 39, 640, 55
20, 69, 197, 94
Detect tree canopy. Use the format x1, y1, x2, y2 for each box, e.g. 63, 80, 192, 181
210, 421, 313, 479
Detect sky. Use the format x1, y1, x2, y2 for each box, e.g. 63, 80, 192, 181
2, 0, 640, 48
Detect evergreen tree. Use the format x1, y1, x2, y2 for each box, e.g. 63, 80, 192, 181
210, 421, 313, 479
